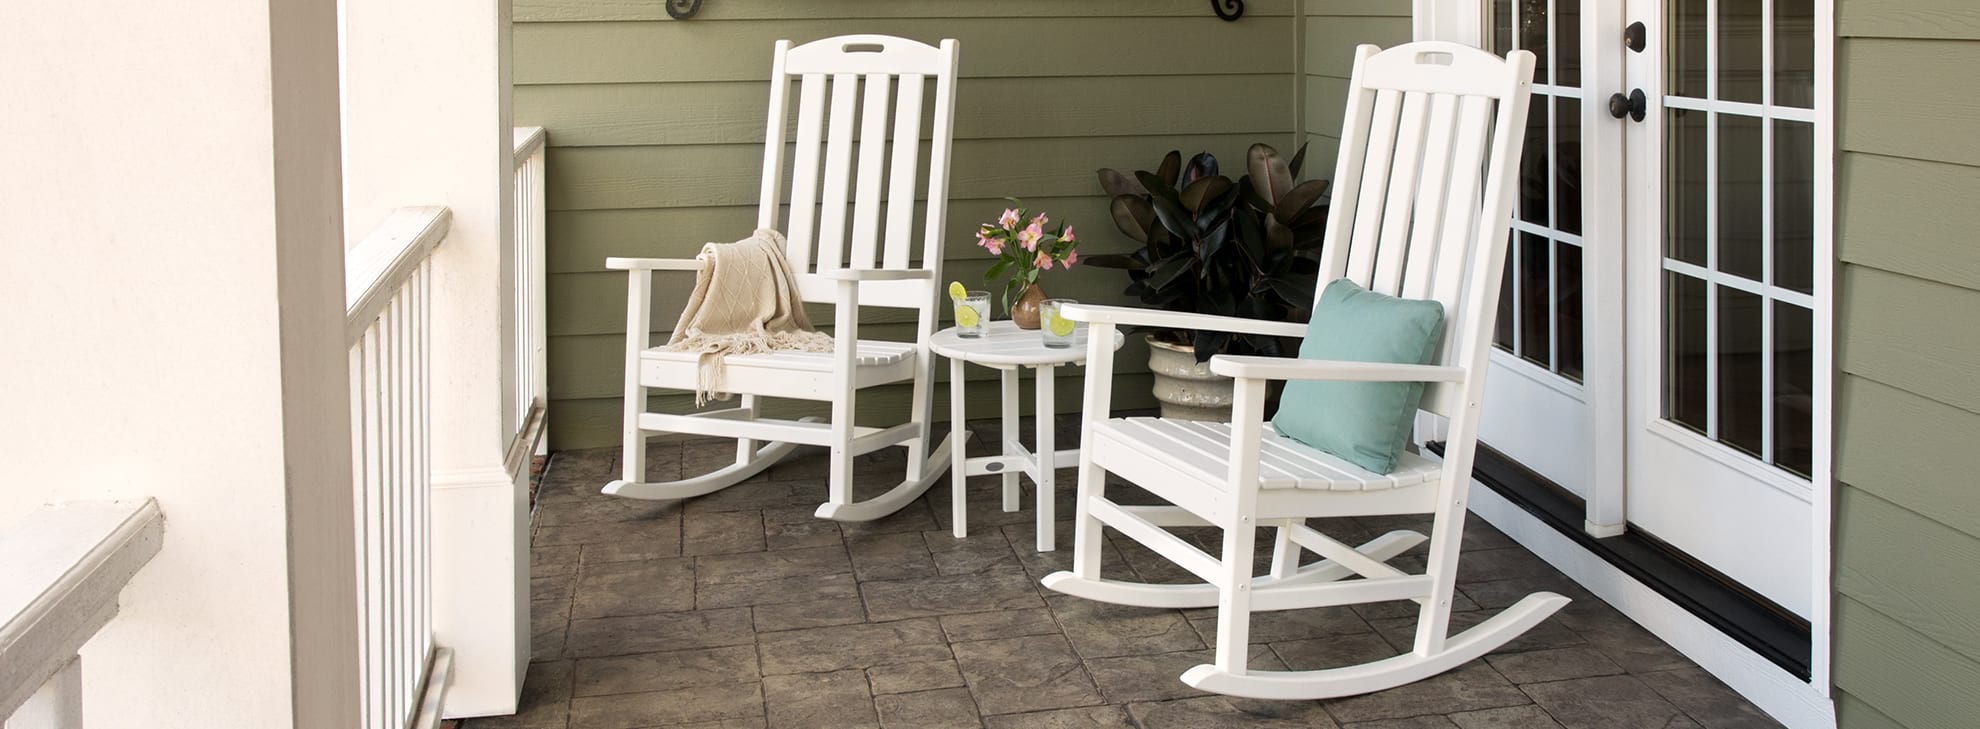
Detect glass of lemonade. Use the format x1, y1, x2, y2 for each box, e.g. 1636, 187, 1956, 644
1041, 299, 1077, 348
956, 291, 991, 338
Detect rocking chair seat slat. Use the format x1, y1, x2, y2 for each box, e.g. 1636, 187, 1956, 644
639, 340, 916, 371
1094, 417, 1442, 492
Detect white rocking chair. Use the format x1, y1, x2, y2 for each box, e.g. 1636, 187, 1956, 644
1043, 42, 1563, 699
603, 35, 962, 521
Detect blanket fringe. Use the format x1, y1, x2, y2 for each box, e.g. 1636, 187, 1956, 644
671, 329, 836, 406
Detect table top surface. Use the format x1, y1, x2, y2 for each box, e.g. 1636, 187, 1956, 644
929, 320, 1125, 366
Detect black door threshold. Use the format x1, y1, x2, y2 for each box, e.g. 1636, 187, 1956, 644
1430, 441, 1813, 680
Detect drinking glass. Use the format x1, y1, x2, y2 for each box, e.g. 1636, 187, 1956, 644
956, 291, 991, 338
1041, 298, 1077, 348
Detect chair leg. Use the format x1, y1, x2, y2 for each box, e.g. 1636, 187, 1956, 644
1213, 518, 1259, 675
1069, 454, 1108, 580
735, 394, 759, 466
1268, 519, 1300, 580
1413, 498, 1470, 655
828, 397, 854, 507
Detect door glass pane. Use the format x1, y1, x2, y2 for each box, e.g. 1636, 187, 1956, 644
1719, 0, 1764, 104
1520, 0, 1551, 83
1520, 232, 1553, 368
1776, 0, 1816, 108
1557, 242, 1585, 381
1719, 114, 1764, 281
1493, 0, 1514, 58
1775, 302, 1814, 477
1557, 97, 1584, 236
1774, 120, 1815, 293
1520, 97, 1551, 226
1665, 273, 1710, 433
1557, 0, 1582, 88
1718, 287, 1765, 457
1666, 109, 1709, 265
1496, 260, 1516, 349
1670, 0, 1709, 99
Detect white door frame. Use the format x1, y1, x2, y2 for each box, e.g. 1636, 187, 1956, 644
1411, 0, 1837, 716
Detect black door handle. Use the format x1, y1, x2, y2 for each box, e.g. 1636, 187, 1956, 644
1625, 22, 1647, 53
1608, 89, 1647, 122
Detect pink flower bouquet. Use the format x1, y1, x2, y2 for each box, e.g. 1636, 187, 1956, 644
976, 198, 1079, 313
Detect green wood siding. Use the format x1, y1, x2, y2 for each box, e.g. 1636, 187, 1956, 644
1834, 2, 1980, 727
1302, 0, 1412, 176
516, 1, 1304, 447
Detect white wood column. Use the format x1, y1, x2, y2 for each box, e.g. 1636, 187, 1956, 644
0, 0, 357, 726
340, 0, 524, 718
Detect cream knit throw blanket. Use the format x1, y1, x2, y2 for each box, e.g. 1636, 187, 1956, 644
667, 228, 835, 405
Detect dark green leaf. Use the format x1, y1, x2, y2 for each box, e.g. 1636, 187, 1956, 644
1287, 142, 1310, 179
1097, 168, 1146, 198
1147, 192, 1201, 240
1272, 179, 1331, 225
1246, 143, 1294, 205
1182, 151, 1219, 187
1265, 218, 1294, 251
1178, 176, 1232, 215
1110, 195, 1155, 243
1156, 150, 1182, 188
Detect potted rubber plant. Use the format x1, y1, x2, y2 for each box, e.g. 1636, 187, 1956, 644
1083, 143, 1328, 420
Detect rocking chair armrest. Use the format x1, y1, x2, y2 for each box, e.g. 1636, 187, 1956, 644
606, 256, 702, 272
1059, 304, 1310, 339
815, 268, 935, 282
1209, 355, 1466, 383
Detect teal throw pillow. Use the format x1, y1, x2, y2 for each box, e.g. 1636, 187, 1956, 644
1270, 279, 1446, 474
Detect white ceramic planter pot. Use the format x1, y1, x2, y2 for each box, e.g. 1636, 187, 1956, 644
1145, 335, 1234, 422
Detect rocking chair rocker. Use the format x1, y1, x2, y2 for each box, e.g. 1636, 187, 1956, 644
1043, 42, 1562, 699
603, 35, 962, 522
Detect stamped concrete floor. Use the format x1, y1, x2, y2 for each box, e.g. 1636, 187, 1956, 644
463, 415, 1783, 729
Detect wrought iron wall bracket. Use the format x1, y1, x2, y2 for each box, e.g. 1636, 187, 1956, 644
1212, 0, 1244, 21
666, 0, 703, 19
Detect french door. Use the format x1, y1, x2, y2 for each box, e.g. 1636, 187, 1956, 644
1620, 0, 1821, 619
1476, 0, 1827, 620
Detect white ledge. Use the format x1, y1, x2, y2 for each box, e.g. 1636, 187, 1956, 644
346, 206, 451, 345
513, 126, 546, 164
0, 499, 164, 719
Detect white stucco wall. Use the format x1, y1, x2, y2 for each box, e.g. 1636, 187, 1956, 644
0, 0, 351, 725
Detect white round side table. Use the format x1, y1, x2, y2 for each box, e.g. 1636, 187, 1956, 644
929, 320, 1126, 551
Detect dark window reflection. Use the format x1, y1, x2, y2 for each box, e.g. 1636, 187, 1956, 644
1719, 114, 1764, 281
1719, 0, 1764, 104
1774, 302, 1814, 477
1496, 256, 1516, 351
1557, 0, 1581, 88
1520, 232, 1553, 368
1556, 98, 1583, 236
1666, 273, 1710, 432
1557, 242, 1584, 381
1667, 109, 1709, 265
1671, 0, 1709, 99
1776, 0, 1816, 108
1520, 94, 1551, 226
1774, 121, 1815, 293
1718, 287, 1765, 458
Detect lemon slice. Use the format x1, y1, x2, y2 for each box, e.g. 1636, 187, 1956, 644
955, 305, 980, 328
1048, 313, 1075, 337
948, 281, 968, 302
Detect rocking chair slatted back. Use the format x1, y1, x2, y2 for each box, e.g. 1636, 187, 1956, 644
1316, 43, 1535, 419
757, 36, 960, 311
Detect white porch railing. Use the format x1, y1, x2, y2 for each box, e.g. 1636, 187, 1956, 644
0, 500, 164, 729
508, 127, 549, 470
345, 206, 452, 729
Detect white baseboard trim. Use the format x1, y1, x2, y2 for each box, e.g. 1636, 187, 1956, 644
1468, 481, 1837, 729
